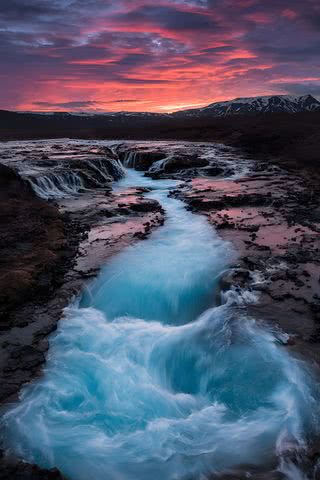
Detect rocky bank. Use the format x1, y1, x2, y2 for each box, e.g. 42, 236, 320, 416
0, 143, 164, 479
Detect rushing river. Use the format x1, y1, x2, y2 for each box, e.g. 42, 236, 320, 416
2, 168, 319, 479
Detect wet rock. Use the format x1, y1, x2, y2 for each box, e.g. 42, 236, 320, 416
243, 256, 263, 269
178, 160, 320, 376
220, 268, 251, 290
161, 154, 209, 173
204, 166, 225, 176
0, 451, 65, 480
0, 164, 75, 325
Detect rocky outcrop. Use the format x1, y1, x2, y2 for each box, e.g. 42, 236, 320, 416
149, 153, 209, 175
0, 164, 76, 330
0, 451, 64, 480
116, 142, 239, 179
0, 143, 125, 200
177, 165, 320, 365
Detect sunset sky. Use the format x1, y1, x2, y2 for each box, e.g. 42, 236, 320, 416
0, 0, 319, 112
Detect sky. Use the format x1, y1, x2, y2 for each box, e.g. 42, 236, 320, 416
0, 0, 319, 112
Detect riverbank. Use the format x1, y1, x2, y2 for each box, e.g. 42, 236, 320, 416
0, 164, 76, 479
0, 148, 164, 406
174, 163, 320, 367
1, 140, 320, 479
0, 150, 164, 478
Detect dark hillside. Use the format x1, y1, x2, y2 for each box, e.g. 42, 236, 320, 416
0, 110, 319, 174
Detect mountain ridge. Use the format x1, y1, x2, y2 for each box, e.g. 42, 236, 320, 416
4, 94, 320, 118
173, 94, 320, 117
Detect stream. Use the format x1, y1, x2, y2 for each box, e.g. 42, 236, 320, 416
2, 168, 319, 479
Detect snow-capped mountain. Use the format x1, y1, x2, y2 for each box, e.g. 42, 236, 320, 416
174, 94, 320, 117
3, 94, 320, 130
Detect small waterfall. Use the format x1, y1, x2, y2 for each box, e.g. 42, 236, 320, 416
28, 172, 84, 200
123, 151, 139, 168
149, 158, 168, 173
121, 150, 167, 170
81, 159, 124, 188
27, 158, 126, 200
97, 158, 126, 181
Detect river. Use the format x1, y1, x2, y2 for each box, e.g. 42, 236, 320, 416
2, 167, 319, 480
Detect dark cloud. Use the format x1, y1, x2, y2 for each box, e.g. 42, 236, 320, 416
201, 46, 235, 54
32, 98, 142, 109
255, 43, 320, 61
116, 53, 154, 67
302, 11, 320, 30
110, 99, 139, 103
116, 77, 171, 84
0, 0, 58, 20
33, 100, 97, 108
273, 82, 320, 98
116, 5, 219, 31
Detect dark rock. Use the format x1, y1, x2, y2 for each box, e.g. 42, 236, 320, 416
204, 166, 225, 176
220, 268, 251, 290
162, 154, 209, 172
0, 451, 65, 480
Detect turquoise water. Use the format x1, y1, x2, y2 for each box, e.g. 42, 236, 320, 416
2, 169, 319, 479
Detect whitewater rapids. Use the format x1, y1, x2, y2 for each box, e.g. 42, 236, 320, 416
2, 169, 319, 479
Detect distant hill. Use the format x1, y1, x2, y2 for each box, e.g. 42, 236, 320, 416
1, 95, 319, 126
173, 94, 320, 117
1, 95, 320, 138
